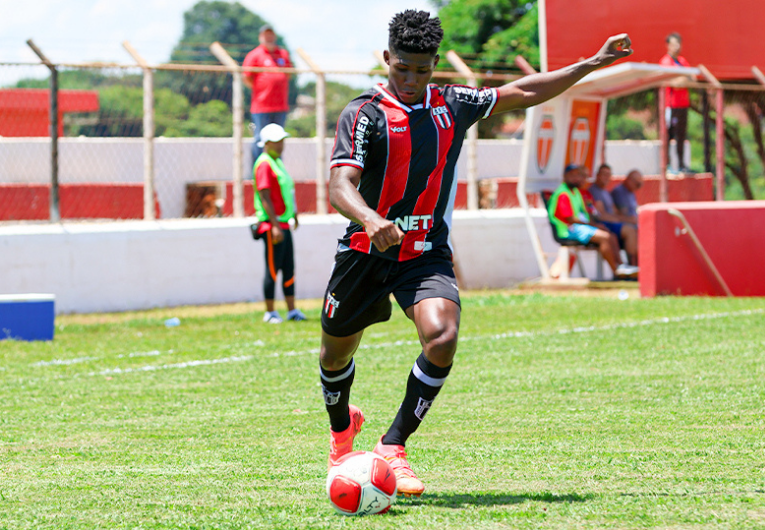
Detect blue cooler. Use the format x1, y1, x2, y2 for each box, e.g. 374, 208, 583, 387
0, 294, 55, 341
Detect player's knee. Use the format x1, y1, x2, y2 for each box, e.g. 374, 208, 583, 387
422, 321, 459, 358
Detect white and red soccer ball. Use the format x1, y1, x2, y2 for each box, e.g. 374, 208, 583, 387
326, 451, 397, 516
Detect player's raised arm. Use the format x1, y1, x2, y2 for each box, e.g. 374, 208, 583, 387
329, 166, 405, 253
492, 34, 633, 114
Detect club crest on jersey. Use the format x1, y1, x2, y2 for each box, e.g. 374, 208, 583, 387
324, 293, 340, 319
432, 105, 453, 129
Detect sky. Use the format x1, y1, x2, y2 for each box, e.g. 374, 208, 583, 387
0, 0, 435, 85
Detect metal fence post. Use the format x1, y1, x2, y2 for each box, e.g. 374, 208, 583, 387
122, 41, 156, 220
210, 42, 245, 218
297, 49, 328, 215
26, 40, 59, 222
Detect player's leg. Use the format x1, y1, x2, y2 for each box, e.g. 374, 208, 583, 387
278, 231, 305, 321
620, 223, 638, 266
375, 257, 461, 496
262, 229, 281, 323
320, 251, 395, 467
675, 108, 689, 171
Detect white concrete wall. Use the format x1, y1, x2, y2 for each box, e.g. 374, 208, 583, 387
0, 211, 602, 314
0, 137, 661, 218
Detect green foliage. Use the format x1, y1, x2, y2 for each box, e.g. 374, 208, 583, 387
286, 81, 362, 138
162, 99, 232, 137
606, 114, 646, 140
438, 0, 539, 72
163, 0, 296, 109
1, 293, 765, 528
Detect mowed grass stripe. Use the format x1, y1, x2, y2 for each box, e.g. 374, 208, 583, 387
0, 293, 763, 529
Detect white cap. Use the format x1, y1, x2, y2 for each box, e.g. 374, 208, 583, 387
257, 123, 290, 147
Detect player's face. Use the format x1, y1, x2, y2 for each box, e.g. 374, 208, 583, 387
384, 50, 439, 105
596, 167, 612, 186
565, 168, 586, 188
667, 37, 681, 57
266, 140, 284, 158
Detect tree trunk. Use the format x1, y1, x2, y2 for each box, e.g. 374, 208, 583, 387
723, 122, 755, 200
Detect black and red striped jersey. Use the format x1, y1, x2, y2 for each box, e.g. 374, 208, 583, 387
331, 83, 499, 262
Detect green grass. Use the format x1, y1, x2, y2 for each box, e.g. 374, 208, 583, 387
1, 292, 765, 529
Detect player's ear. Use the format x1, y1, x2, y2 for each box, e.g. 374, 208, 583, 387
432, 54, 440, 69
383, 50, 391, 65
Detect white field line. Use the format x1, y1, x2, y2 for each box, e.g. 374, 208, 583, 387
83, 308, 763, 378
33, 356, 99, 366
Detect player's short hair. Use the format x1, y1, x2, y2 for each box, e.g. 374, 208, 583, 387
597, 163, 612, 174
666, 32, 682, 43
388, 10, 443, 56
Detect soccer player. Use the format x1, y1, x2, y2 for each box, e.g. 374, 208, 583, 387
319, 9, 633, 496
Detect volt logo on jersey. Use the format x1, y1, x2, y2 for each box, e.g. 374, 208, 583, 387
390, 126, 408, 133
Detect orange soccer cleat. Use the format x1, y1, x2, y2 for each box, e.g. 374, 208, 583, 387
327, 404, 364, 469
373, 437, 425, 497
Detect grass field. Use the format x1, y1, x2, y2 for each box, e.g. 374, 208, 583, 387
1, 291, 764, 529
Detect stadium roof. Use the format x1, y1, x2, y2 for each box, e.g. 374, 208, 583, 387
568, 62, 701, 99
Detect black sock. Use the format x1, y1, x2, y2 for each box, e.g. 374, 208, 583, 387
382, 352, 452, 447
320, 359, 355, 433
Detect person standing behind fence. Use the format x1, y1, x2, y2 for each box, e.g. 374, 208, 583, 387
243, 24, 293, 165
659, 32, 692, 173
253, 123, 306, 324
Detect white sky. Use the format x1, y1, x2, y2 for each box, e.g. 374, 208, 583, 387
0, 0, 435, 85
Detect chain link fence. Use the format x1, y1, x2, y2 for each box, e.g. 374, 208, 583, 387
2, 54, 764, 223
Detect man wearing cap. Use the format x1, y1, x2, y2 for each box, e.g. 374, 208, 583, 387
253, 123, 306, 324
548, 164, 638, 278
243, 24, 293, 164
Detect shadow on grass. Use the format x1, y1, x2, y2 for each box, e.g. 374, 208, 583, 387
392, 491, 593, 510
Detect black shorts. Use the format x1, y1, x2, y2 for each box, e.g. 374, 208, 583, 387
321, 250, 461, 337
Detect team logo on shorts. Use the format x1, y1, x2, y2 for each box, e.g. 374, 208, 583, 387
414, 397, 433, 420
324, 293, 340, 319
432, 105, 453, 129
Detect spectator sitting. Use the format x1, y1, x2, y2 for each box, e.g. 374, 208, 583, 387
611, 169, 642, 226
548, 164, 638, 278
587, 164, 638, 265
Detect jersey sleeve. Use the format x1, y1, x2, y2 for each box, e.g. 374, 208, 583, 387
554, 194, 574, 223
330, 98, 376, 170
442, 85, 499, 128
242, 49, 260, 83
255, 161, 276, 191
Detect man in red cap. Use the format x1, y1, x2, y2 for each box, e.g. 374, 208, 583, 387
243, 24, 293, 166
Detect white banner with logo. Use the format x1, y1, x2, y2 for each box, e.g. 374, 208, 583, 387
518, 96, 572, 193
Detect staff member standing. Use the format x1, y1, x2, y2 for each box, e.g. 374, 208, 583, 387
659, 32, 692, 173
253, 123, 306, 324
243, 24, 293, 164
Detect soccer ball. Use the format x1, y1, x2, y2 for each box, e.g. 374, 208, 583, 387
326, 451, 397, 516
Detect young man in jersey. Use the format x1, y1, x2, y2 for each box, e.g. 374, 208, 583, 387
319, 9, 634, 496
252, 123, 306, 324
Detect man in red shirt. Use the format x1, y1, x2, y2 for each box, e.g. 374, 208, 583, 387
659, 32, 692, 173
242, 24, 293, 165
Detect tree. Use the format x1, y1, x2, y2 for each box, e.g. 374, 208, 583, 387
438, 0, 539, 72
436, 0, 538, 137
160, 0, 296, 109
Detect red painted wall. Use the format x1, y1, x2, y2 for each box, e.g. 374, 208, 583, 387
545, 0, 763, 80
0, 183, 158, 220
224, 181, 469, 216
0, 89, 99, 137
491, 174, 713, 208
639, 201, 765, 297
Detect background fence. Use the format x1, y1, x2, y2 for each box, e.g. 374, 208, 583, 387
1, 44, 764, 223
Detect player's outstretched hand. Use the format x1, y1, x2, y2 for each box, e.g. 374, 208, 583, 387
365, 217, 405, 253
594, 34, 633, 67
